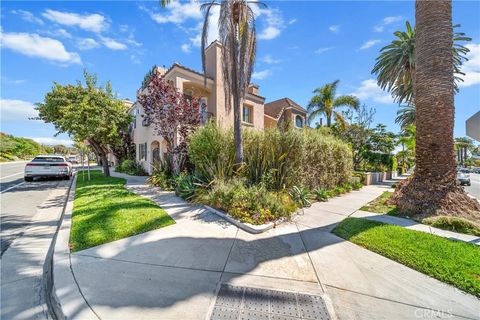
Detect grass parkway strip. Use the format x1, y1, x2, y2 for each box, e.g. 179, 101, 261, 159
70, 170, 175, 252
333, 217, 480, 298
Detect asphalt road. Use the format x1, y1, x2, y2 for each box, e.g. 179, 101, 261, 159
464, 172, 480, 199
0, 161, 70, 255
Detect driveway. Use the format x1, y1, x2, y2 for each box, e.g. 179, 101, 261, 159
64, 174, 480, 320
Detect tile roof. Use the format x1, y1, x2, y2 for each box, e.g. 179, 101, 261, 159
264, 98, 307, 119
165, 63, 214, 80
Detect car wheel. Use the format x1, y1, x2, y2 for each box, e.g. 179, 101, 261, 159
64, 175, 71, 180
24, 177, 33, 182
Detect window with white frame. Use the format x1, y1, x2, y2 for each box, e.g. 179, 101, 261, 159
139, 143, 147, 161
295, 115, 304, 128
243, 105, 253, 124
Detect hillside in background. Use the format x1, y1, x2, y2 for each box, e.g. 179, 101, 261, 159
0, 132, 55, 161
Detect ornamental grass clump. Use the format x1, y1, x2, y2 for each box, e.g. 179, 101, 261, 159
185, 122, 354, 224
195, 178, 297, 225
188, 122, 353, 190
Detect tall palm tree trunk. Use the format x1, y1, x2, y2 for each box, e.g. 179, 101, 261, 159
396, 0, 479, 217
232, 84, 243, 166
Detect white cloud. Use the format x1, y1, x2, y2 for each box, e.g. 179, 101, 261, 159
27, 137, 74, 146
130, 54, 141, 64
190, 34, 202, 47
1, 31, 81, 64
42, 9, 108, 33
12, 10, 44, 25
460, 43, 480, 87
77, 38, 100, 50
329, 25, 340, 33
315, 47, 334, 54
257, 8, 284, 40
181, 43, 191, 53
147, 1, 202, 24
351, 79, 394, 104
359, 39, 381, 50
252, 69, 271, 80
0, 99, 39, 121
258, 26, 281, 40
383, 16, 403, 24
54, 29, 72, 38
1, 76, 26, 85
262, 55, 280, 64
100, 37, 127, 50
374, 16, 403, 33
119, 24, 130, 33
288, 18, 297, 25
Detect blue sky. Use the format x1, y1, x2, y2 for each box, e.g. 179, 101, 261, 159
1, 0, 479, 146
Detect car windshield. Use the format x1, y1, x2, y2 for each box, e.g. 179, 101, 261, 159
32, 157, 65, 163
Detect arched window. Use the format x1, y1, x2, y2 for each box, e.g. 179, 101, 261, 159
295, 115, 304, 128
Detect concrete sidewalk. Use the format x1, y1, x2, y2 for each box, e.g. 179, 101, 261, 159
63, 173, 480, 320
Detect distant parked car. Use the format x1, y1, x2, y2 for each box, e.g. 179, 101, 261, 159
24, 155, 73, 182
472, 168, 480, 174
67, 155, 79, 164
457, 172, 471, 186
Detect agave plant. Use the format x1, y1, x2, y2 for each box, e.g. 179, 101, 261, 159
289, 186, 311, 208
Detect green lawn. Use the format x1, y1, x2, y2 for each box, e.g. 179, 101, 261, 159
360, 191, 399, 215
333, 217, 480, 297
361, 191, 480, 236
70, 170, 175, 252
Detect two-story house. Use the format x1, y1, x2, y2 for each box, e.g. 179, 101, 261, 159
130, 41, 264, 173
264, 98, 307, 130
127, 41, 307, 174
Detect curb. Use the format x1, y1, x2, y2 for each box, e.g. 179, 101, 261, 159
45, 173, 99, 319
204, 205, 276, 234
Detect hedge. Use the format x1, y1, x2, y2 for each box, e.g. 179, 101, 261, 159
188, 122, 353, 190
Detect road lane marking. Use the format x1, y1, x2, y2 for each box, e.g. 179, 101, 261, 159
0, 172, 24, 180
1, 182, 25, 193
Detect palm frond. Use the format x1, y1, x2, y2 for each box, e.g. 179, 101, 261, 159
395, 104, 416, 128
332, 95, 360, 109
372, 20, 471, 104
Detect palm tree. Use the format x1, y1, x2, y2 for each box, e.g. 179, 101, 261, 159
395, 104, 416, 129
307, 80, 359, 127
201, 0, 262, 166
372, 21, 471, 105
395, 0, 480, 216
455, 137, 475, 166
396, 124, 416, 172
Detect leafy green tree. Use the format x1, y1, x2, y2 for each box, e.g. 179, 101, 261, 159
307, 80, 359, 127
396, 124, 416, 173
53, 144, 69, 155
37, 71, 131, 177
0, 133, 46, 160
332, 105, 375, 170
